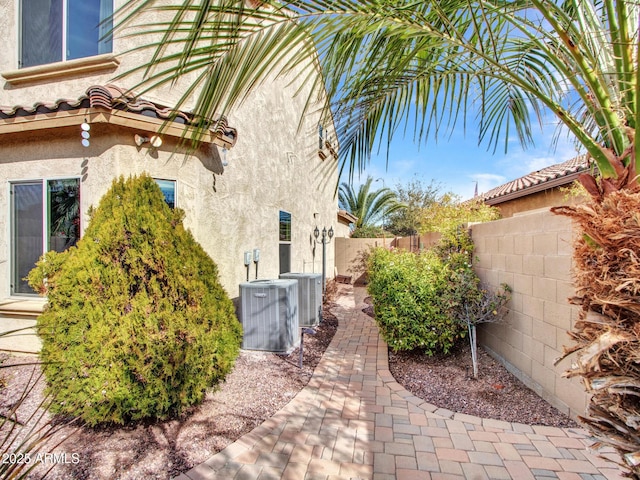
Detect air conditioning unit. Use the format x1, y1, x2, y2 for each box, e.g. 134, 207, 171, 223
239, 279, 299, 352
279, 273, 322, 326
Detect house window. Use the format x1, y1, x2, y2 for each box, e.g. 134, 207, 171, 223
155, 179, 176, 209
20, 0, 113, 68
279, 211, 291, 274
279, 211, 291, 242
11, 179, 80, 295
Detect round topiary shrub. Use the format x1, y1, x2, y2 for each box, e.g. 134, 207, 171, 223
28, 174, 242, 426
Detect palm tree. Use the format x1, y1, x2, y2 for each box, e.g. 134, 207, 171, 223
117, 1, 638, 188
338, 176, 405, 232
118, 1, 640, 473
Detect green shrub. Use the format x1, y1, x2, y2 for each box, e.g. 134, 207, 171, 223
350, 225, 393, 238
28, 174, 242, 426
366, 248, 464, 354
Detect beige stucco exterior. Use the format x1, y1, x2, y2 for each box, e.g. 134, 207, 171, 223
489, 187, 584, 218
0, 0, 338, 353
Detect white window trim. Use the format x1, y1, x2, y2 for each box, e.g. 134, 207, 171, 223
8, 177, 81, 297
279, 210, 292, 244
14, 0, 114, 72
154, 178, 178, 209
2, 53, 119, 86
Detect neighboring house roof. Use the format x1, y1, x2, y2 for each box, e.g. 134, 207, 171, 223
482, 155, 592, 205
337, 209, 357, 225
0, 84, 237, 148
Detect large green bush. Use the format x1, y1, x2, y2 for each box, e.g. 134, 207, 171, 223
28, 174, 242, 426
366, 248, 464, 353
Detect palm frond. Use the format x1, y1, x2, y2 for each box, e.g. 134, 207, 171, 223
338, 176, 405, 229
117, 0, 640, 185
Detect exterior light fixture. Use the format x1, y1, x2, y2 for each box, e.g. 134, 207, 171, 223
222, 146, 228, 167
134, 134, 162, 149
314, 225, 334, 297
81, 119, 90, 147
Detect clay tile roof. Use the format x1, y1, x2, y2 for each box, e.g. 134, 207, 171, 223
86, 85, 191, 124
0, 96, 87, 118
338, 209, 358, 225
0, 84, 237, 144
482, 154, 592, 204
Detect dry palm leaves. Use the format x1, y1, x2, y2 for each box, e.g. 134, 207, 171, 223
552, 188, 640, 477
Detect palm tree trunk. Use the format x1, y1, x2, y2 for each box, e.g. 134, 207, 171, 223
553, 188, 640, 478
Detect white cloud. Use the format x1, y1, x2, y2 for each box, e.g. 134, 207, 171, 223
472, 173, 507, 194
340, 113, 585, 202
496, 122, 582, 179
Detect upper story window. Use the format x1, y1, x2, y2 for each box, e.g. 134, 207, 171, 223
20, 0, 113, 68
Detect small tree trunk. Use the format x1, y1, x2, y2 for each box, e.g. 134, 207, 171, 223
469, 323, 478, 379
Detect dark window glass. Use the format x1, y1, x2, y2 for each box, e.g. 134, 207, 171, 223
48, 179, 80, 252
279, 244, 291, 274
21, 0, 63, 67
12, 183, 44, 295
279, 211, 292, 274
67, 0, 112, 60
11, 179, 80, 295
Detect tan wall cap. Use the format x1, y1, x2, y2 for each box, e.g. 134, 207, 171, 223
2, 54, 120, 86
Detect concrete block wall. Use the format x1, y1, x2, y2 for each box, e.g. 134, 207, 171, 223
471, 210, 588, 419
334, 237, 388, 284
334, 234, 442, 284
393, 233, 441, 252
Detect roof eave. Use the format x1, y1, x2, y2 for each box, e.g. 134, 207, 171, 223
338, 209, 358, 224
0, 107, 236, 149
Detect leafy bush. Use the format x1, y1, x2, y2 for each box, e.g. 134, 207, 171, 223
366, 248, 464, 353
420, 194, 500, 241
28, 174, 242, 426
350, 225, 392, 238
367, 226, 511, 359
445, 264, 511, 378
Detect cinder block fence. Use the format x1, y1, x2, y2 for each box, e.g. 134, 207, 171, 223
471, 209, 587, 419
334, 210, 589, 420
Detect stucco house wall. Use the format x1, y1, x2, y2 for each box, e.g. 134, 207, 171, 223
491, 189, 571, 218
0, 0, 338, 353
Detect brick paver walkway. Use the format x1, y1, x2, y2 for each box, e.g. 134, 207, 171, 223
175, 285, 624, 480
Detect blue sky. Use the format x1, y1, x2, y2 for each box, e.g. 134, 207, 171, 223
344, 118, 582, 201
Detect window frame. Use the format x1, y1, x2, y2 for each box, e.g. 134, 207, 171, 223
279, 210, 292, 243
154, 178, 177, 209
9, 177, 81, 296
278, 210, 292, 274
18, 0, 113, 69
